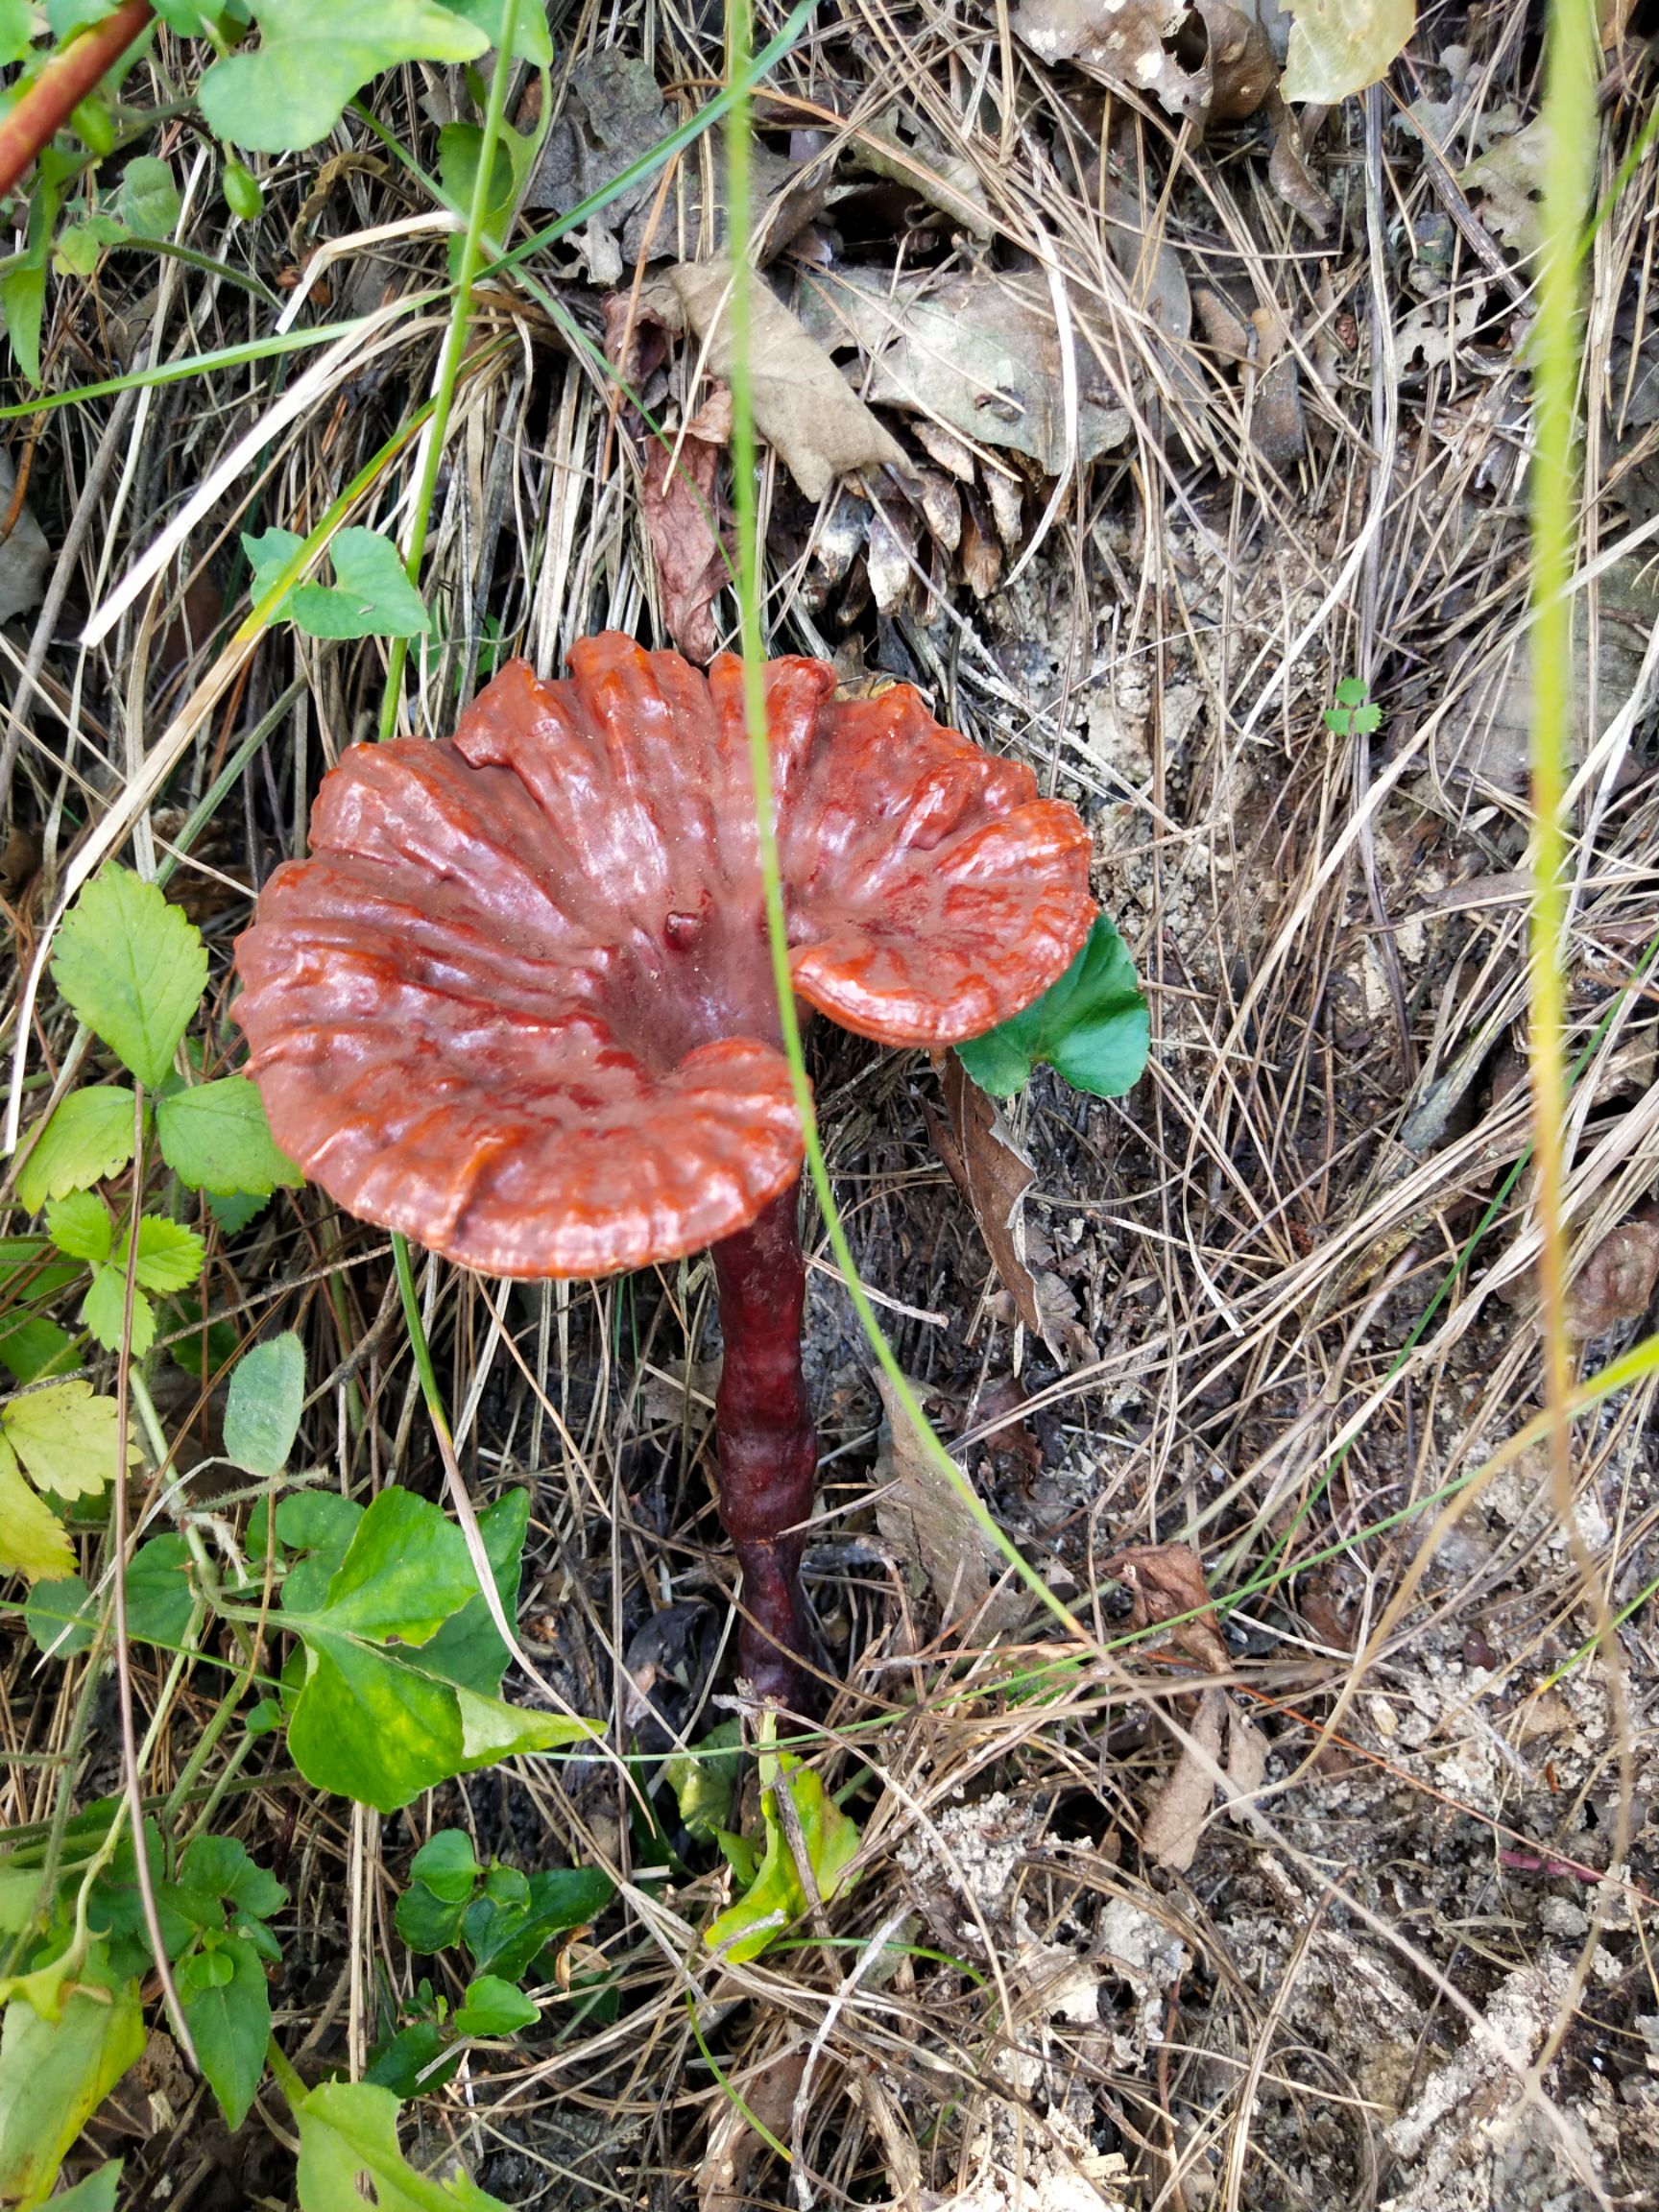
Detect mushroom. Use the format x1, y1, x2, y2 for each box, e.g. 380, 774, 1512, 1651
233, 635, 1094, 1704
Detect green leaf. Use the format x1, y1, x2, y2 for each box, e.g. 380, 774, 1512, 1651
43, 2157, 123, 2212
453, 1976, 536, 2038
395, 1881, 469, 1956
3, 1380, 134, 1503
14, 1088, 138, 1212
288, 1630, 468, 1818
1281, 0, 1413, 106
289, 529, 430, 640
293, 2077, 508, 2212
408, 1830, 481, 1908
180, 1933, 269, 2128
156, 1075, 301, 1196
0, 1975, 144, 2206
276, 1490, 363, 1614
81, 1267, 156, 1358
54, 214, 128, 278
46, 0, 116, 34
0, 1317, 76, 1385
1, 262, 46, 385
416, 1488, 529, 1694
305, 1488, 479, 1646
953, 915, 1148, 1101
0, 1, 33, 66
704, 1756, 860, 1966
177, 1834, 286, 1926
45, 1191, 112, 1265
24, 1575, 95, 1658
224, 1332, 304, 1477
437, 119, 537, 276
664, 1719, 743, 1842
0, 1432, 75, 1583
364, 2020, 462, 2099
443, 0, 553, 64
460, 1864, 612, 1981
125, 1534, 195, 1647
199, 0, 491, 155
117, 156, 180, 238
51, 867, 207, 1089
241, 525, 303, 617
127, 1214, 204, 1296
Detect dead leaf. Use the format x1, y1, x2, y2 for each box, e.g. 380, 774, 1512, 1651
1281, 0, 1415, 107
1264, 90, 1335, 234
0, 448, 49, 625
1013, 0, 1275, 131
698, 2045, 809, 2212
872, 1369, 1030, 1643
1566, 1206, 1659, 1340
1105, 1541, 1230, 1673
927, 1059, 1043, 1335
798, 265, 1132, 475
858, 103, 994, 239
663, 260, 905, 502
1462, 115, 1550, 256
1142, 1687, 1225, 1872
641, 399, 730, 664
525, 53, 671, 276
1224, 1700, 1268, 1821
1247, 304, 1307, 471
866, 497, 920, 614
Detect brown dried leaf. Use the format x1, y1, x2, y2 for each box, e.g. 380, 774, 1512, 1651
1264, 89, 1335, 234
699, 2046, 809, 2212
666, 260, 905, 502
872, 1368, 1029, 1643
1566, 1206, 1659, 1340
641, 416, 728, 665
1247, 305, 1307, 472
1142, 1687, 1225, 1872
1224, 1700, 1268, 1821
1014, 0, 1275, 130
1105, 1541, 1230, 1673
930, 1058, 1043, 1335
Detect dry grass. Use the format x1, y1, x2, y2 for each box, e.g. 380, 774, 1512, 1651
2, 5, 1658, 2208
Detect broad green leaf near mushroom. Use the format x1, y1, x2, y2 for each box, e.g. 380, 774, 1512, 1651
233, 633, 1138, 1705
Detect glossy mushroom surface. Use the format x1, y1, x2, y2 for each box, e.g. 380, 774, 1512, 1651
233, 634, 1094, 1280
234, 633, 1096, 1702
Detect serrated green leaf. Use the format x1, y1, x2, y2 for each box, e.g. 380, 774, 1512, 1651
126, 1215, 204, 1296
3, 1380, 135, 1503
0, 1431, 75, 1583
24, 1575, 95, 1658
0, 1974, 144, 2206
52, 868, 207, 1088
45, 1191, 112, 1266
223, 1332, 304, 1477
199, 0, 491, 155
953, 915, 1148, 1101
180, 1933, 269, 2129
14, 1089, 138, 1214
117, 155, 180, 238
290, 529, 430, 640
293, 2076, 508, 2212
81, 1267, 156, 1358
704, 1756, 860, 1966
156, 1076, 301, 1197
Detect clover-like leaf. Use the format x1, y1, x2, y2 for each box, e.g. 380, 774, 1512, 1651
52, 868, 206, 1088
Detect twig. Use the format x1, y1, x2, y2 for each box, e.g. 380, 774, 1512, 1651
0, 3, 156, 205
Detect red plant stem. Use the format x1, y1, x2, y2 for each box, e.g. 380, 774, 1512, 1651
0, 2, 155, 206
709, 1180, 817, 1705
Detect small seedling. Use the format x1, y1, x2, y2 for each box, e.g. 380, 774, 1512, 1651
1323, 674, 1382, 740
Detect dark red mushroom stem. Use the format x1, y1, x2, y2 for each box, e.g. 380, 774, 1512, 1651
709, 1179, 817, 1705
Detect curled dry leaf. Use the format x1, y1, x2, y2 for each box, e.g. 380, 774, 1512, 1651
698, 2045, 809, 2212
1142, 1685, 1226, 1872
799, 265, 1131, 476
640, 393, 732, 665
663, 260, 905, 503
872, 1368, 1029, 1644
1566, 1205, 1659, 1340
926, 1057, 1044, 1337
1105, 1540, 1230, 1672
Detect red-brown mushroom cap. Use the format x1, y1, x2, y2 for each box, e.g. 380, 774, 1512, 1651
233, 633, 1094, 1278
